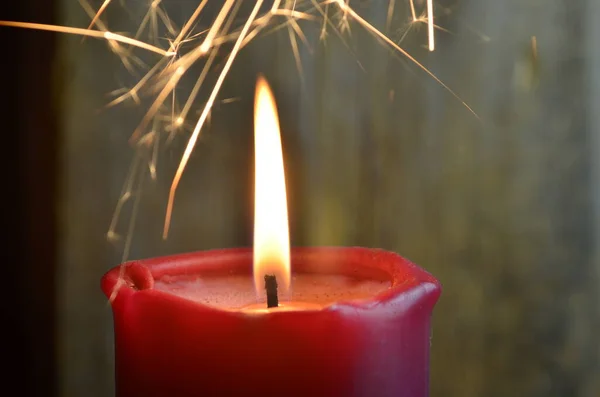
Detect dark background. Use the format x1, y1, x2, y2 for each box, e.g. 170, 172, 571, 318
2, 1, 58, 396
3, 0, 599, 396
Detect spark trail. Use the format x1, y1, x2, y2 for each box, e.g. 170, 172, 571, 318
0, 1, 477, 256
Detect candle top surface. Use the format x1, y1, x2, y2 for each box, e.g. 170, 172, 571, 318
154, 273, 391, 309
102, 247, 441, 314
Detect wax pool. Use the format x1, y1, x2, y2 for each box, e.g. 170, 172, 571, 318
102, 247, 441, 397
155, 273, 390, 309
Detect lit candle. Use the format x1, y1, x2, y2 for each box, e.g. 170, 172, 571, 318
102, 77, 441, 397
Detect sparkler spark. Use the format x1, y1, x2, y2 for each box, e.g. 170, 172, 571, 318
427, 0, 434, 51
0, 21, 175, 57
1, 0, 478, 257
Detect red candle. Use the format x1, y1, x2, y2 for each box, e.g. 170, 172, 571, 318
102, 247, 440, 397
102, 77, 441, 396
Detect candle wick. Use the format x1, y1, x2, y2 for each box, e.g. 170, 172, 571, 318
264, 274, 279, 308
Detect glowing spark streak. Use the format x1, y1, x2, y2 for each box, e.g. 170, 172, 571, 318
179, 41, 219, 122
338, 0, 351, 34
135, 9, 152, 40
122, 164, 145, 262
155, 5, 177, 37
311, 0, 361, 64
272, 9, 318, 21
0, 21, 175, 57
163, 0, 265, 238
130, 66, 185, 142
86, 0, 111, 30
131, 0, 244, 143
109, 153, 147, 303
78, 0, 141, 73
409, 0, 417, 22
241, 26, 263, 48
320, 3, 329, 40
238, 2, 283, 48
199, 0, 236, 54
271, 0, 283, 12
108, 154, 141, 239
289, 17, 311, 49
288, 24, 304, 80
171, 0, 209, 50
106, 57, 169, 108
241, 8, 314, 49
386, 0, 395, 32
214, 7, 316, 49
178, 0, 242, 124
284, 14, 311, 79
104, 31, 174, 56
151, 6, 159, 43
333, 0, 478, 119
150, 130, 159, 180
142, 122, 161, 181
427, 0, 435, 51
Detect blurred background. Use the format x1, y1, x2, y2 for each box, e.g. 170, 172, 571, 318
3, 0, 599, 396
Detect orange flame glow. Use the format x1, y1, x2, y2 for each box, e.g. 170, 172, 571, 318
253, 76, 290, 296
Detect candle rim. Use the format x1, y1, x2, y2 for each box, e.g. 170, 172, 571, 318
101, 246, 441, 316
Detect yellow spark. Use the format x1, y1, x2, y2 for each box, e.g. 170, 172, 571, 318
409, 0, 417, 22
78, 0, 137, 72
203, 4, 314, 51
386, 0, 395, 32
333, 0, 478, 119
86, 0, 112, 30
178, 49, 218, 123
163, 0, 265, 239
272, 9, 318, 21
172, 0, 245, 129
154, 2, 178, 37
130, 66, 185, 143
3, 0, 481, 252
108, 154, 141, 240
149, 129, 160, 181
171, 0, 209, 50
120, 156, 146, 265
288, 15, 311, 49
0, 21, 175, 57
288, 23, 305, 80
427, 0, 435, 51
104, 31, 175, 56
106, 56, 170, 108
272, 0, 283, 12
199, 0, 237, 54
319, 2, 329, 40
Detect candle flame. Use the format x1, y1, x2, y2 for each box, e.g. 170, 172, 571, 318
253, 76, 290, 297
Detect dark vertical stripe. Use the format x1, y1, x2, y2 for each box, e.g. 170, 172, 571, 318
2, 1, 58, 396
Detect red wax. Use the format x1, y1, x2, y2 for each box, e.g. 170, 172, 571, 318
101, 247, 441, 397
